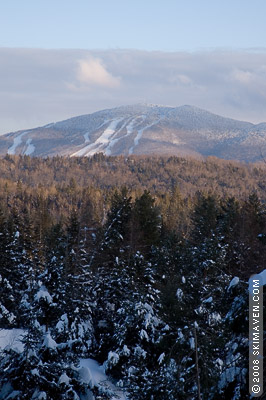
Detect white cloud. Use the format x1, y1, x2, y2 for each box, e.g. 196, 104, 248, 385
168, 73, 193, 86
76, 57, 120, 88
177, 74, 193, 85
231, 69, 254, 84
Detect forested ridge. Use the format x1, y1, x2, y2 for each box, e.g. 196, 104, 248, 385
0, 154, 265, 399
0, 154, 265, 198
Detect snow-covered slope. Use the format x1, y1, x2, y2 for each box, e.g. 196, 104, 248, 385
0, 104, 265, 162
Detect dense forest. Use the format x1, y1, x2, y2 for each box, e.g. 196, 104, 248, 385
0, 154, 265, 399
0, 154, 266, 198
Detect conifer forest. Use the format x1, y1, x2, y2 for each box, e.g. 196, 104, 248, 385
0, 154, 265, 399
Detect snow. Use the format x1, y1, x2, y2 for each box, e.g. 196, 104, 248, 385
83, 119, 108, 143
79, 365, 93, 387
208, 312, 222, 326
35, 285, 52, 304
7, 131, 28, 155
203, 296, 213, 303
70, 113, 161, 157
227, 277, 239, 291
134, 346, 147, 359
32, 391, 47, 400
59, 372, 70, 385
105, 115, 149, 155
108, 351, 120, 366
6, 391, 21, 399
122, 345, 130, 356
71, 144, 92, 158
176, 288, 183, 301
0, 329, 25, 353
83, 131, 92, 144
140, 329, 149, 341
79, 358, 127, 399
128, 366, 137, 377
71, 118, 123, 157
253, 269, 266, 286
90, 118, 123, 151
56, 313, 69, 332
79, 358, 104, 388
128, 118, 161, 155
247, 270, 266, 294
23, 138, 35, 155
31, 368, 40, 376
189, 337, 195, 349
42, 333, 57, 350
218, 367, 247, 392
74, 319, 92, 339
216, 358, 224, 369
163, 324, 170, 331
158, 352, 165, 364
0, 304, 16, 324
3, 103, 266, 160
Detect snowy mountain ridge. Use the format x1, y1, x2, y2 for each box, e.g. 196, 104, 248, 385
1, 104, 266, 162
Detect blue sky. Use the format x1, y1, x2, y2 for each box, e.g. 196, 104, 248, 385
1, 0, 266, 51
1, 1, 266, 133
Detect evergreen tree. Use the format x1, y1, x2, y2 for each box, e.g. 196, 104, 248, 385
101, 188, 132, 259
0, 208, 17, 327
191, 194, 220, 243
0, 316, 93, 399
0, 208, 31, 328
131, 190, 161, 254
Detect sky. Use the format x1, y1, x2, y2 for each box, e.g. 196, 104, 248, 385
1, 0, 266, 133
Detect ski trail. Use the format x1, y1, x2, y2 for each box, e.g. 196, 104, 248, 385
71, 118, 123, 157
105, 117, 138, 155
94, 118, 123, 146
23, 138, 35, 155
8, 131, 29, 155
129, 119, 161, 155
83, 120, 108, 143
105, 115, 147, 155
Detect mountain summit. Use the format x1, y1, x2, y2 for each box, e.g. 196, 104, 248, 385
1, 104, 266, 162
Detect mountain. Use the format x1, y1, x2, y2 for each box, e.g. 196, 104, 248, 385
1, 104, 266, 162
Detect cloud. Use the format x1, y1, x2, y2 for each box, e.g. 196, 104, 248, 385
1, 48, 266, 134
177, 74, 193, 85
76, 57, 120, 88
231, 69, 254, 84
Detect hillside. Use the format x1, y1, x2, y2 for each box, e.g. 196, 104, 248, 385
0, 154, 265, 201
1, 104, 266, 162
